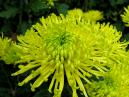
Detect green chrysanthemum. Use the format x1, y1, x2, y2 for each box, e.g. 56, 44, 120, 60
11, 9, 128, 97
67, 9, 103, 22
83, 10, 103, 22
121, 5, 129, 26
0, 37, 19, 64
86, 64, 129, 97
0, 37, 11, 59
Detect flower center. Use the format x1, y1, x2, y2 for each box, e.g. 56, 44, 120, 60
44, 31, 75, 60
59, 33, 68, 46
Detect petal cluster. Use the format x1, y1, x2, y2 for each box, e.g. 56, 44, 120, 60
86, 64, 129, 97
0, 37, 19, 64
121, 5, 129, 26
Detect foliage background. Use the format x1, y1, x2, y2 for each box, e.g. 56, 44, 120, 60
0, 0, 129, 97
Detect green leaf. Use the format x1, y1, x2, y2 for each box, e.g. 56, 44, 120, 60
109, 0, 117, 6
17, 22, 31, 34
0, 6, 18, 19
30, 0, 49, 13
116, 0, 126, 4
0, 24, 11, 34
56, 3, 69, 15
109, 0, 126, 6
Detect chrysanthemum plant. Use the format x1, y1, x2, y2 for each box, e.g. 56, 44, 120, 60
0, 8, 129, 97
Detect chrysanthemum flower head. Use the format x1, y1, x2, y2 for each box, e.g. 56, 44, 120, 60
121, 5, 129, 26
83, 10, 103, 22
86, 64, 129, 97
0, 37, 11, 59
0, 37, 20, 64
67, 9, 103, 22
11, 9, 128, 97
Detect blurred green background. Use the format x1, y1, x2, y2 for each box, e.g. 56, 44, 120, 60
0, 0, 129, 97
